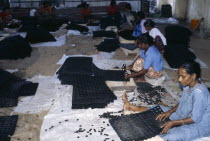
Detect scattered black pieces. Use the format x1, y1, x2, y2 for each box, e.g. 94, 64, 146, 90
99, 111, 123, 119
109, 106, 170, 141
136, 82, 167, 105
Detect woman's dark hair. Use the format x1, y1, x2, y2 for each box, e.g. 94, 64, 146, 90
137, 11, 145, 19
144, 19, 156, 28
180, 60, 201, 79
82, 2, 89, 8
3, 7, 9, 11
125, 3, 132, 10
136, 33, 154, 46
110, 0, 116, 6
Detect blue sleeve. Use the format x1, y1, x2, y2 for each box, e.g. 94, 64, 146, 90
139, 49, 144, 58
143, 53, 152, 69
191, 89, 206, 123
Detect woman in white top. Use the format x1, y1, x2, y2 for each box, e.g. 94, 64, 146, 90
144, 19, 166, 52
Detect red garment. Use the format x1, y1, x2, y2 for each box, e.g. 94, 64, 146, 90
0, 12, 10, 22
39, 5, 52, 15
81, 8, 91, 19
107, 5, 119, 16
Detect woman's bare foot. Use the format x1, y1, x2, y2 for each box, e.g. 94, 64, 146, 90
122, 91, 131, 111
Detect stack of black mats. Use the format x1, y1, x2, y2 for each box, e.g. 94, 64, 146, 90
0, 115, 19, 141
0, 69, 39, 108
165, 25, 192, 47
65, 23, 89, 33
92, 31, 116, 38
109, 106, 170, 141
164, 44, 196, 68
37, 17, 69, 32
18, 16, 37, 32
99, 16, 120, 29
0, 35, 32, 60
25, 27, 56, 43
164, 25, 196, 68
57, 57, 128, 109
95, 39, 120, 52
118, 30, 136, 40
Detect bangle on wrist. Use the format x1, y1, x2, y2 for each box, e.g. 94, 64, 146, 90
181, 119, 184, 125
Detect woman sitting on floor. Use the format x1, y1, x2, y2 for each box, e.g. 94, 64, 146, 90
144, 19, 166, 52
125, 33, 163, 82
107, 0, 119, 16
119, 11, 147, 38
39, 1, 52, 16
123, 60, 210, 141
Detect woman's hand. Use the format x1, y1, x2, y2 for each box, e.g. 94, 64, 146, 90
160, 121, 174, 134
156, 111, 171, 121
125, 74, 131, 79
126, 65, 133, 70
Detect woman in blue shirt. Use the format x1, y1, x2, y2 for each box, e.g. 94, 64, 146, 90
125, 33, 163, 82
123, 60, 210, 141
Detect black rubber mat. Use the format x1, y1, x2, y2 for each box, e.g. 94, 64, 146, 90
0, 69, 39, 107
19, 82, 39, 96
0, 115, 19, 136
56, 57, 126, 109
0, 35, 32, 60
65, 23, 89, 33
0, 80, 38, 98
0, 136, 10, 141
93, 31, 116, 38
95, 39, 120, 53
0, 68, 14, 86
109, 106, 170, 141
71, 75, 117, 109
92, 64, 128, 81
0, 97, 18, 108
56, 57, 93, 76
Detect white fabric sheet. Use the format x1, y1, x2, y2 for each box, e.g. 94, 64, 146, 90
31, 35, 66, 47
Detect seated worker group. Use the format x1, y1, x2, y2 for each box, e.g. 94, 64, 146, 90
125, 33, 163, 82
123, 60, 210, 141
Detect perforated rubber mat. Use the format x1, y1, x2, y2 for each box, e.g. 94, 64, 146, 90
57, 57, 127, 109
0, 136, 10, 141
0, 97, 18, 108
109, 106, 170, 141
0, 80, 38, 98
92, 64, 128, 81
71, 76, 117, 109
19, 82, 39, 96
0, 69, 39, 107
0, 115, 19, 136
57, 57, 93, 76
